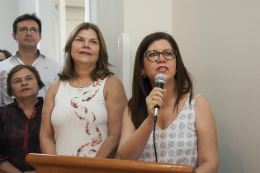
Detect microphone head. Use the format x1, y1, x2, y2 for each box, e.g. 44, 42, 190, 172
154, 73, 167, 85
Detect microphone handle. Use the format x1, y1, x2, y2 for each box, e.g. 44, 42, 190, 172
154, 107, 159, 117
154, 81, 165, 120
154, 107, 158, 122
156, 82, 164, 89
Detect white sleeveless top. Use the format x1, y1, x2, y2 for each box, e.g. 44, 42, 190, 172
138, 94, 201, 168
51, 78, 108, 157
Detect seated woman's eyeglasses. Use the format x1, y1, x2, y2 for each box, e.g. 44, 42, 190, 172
144, 49, 177, 62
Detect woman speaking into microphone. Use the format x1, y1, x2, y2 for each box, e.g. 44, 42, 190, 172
118, 32, 219, 173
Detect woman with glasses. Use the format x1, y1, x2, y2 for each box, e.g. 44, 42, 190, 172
118, 32, 218, 173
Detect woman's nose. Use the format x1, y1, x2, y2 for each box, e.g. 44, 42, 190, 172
82, 41, 90, 48
157, 53, 166, 62
21, 79, 28, 86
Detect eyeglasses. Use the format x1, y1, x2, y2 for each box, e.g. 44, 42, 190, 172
17, 27, 39, 34
144, 49, 176, 62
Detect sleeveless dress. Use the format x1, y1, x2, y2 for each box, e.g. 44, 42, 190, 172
138, 94, 201, 168
51, 78, 108, 157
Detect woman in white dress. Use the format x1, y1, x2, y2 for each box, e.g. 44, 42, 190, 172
40, 22, 127, 158
118, 32, 219, 172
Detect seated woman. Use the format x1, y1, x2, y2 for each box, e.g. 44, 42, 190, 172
40, 22, 127, 158
118, 32, 219, 172
0, 65, 44, 173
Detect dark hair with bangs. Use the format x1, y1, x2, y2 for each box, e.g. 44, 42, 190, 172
7, 65, 45, 96
58, 22, 114, 81
129, 32, 193, 129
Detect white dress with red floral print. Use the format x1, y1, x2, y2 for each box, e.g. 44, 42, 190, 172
51, 78, 108, 157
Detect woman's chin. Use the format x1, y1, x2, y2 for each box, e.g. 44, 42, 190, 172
17, 93, 38, 99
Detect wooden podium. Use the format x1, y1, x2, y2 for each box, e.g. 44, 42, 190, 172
26, 153, 195, 173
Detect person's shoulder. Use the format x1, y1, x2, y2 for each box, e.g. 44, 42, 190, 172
0, 57, 16, 76
45, 80, 61, 98
193, 93, 212, 119
103, 75, 125, 94
45, 57, 59, 65
0, 103, 13, 116
0, 104, 8, 110
47, 80, 61, 94
0, 56, 13, 67
105, 75, 123, 86
41, 54, 60, 65
192, 93, 209, 106
49, 80, 61, 89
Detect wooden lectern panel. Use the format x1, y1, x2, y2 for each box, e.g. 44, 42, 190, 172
26, 153, 194, 173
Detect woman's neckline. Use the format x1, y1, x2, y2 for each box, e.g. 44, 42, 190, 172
156, 93, 190, 130
67, 80, 96, 90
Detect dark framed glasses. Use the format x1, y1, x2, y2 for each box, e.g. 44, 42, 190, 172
144, 49, 176, 62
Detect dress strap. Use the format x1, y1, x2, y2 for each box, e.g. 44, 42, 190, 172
194, 94, 202, 100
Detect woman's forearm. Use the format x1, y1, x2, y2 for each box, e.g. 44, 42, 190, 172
95, 136, 119, 158
195, 161, 219, 173
118, 117, 154, 160
40, 137, 57, 155
0, 161, 22, 173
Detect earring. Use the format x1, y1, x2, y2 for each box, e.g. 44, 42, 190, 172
175, 70, 178, 75
141, 72, 147, 78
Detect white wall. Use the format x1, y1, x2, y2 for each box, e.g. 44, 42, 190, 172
89, 0, 124, 78
124, 0, 173, 82
66, 6, 85, 39
38, 0, 56, 60
0, 0, 20, 54
171, 1, 260, 172
0, 0, 57, 60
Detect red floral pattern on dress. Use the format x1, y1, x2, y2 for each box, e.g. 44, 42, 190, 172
69, 79, 104, 156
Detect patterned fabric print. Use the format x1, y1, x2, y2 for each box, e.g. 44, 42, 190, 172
69, 80, 103, 156
52, 78, 109, 157
0, 98, 43, 172
139, 94, 201, 168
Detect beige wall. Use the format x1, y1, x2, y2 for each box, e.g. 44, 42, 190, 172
171, 0, 260, 172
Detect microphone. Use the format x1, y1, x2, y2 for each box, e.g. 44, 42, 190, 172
152, 73, 167, 162
153, 73, 167, 118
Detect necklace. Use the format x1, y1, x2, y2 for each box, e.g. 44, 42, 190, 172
77, 78, 88, 91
